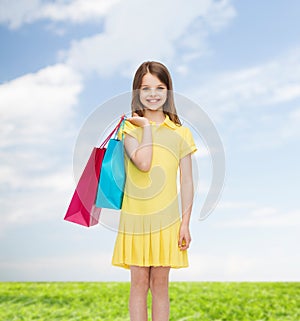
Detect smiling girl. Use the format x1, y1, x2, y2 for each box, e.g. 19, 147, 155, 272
112, 61, 197, 321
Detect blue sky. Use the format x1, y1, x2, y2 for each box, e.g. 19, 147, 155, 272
1, 0, 300, 281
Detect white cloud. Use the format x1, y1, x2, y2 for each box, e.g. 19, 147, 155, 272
214, 203, 300, 228
233, 105, 300, 150
3, 248, 299, 282
0, 0, 120, 29
184, 47, 300, 149
0, 251, 126, 281
0, 166, 74, 230
0, 64, 83, 232
0, 0, 39, 29
172, 252, 300, 281
0, 63, 82, 146
37, 0, 121, 23
217, 200, 257, 210
63, 0, 235, 77
280, 107, 300, 140
188, 48, 300, 119
0, 0, 236, 77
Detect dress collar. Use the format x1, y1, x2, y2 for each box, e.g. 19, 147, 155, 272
149, 114, 178, 129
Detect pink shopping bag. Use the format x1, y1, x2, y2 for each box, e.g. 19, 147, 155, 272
64, 115, 125, 227
64, 147, 105, 227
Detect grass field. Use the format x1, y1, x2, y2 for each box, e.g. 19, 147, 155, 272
0, 282, 299, 321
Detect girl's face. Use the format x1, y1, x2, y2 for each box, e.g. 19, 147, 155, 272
139, 73, 167, 111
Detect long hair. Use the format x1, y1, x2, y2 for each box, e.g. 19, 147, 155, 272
131, 61, 181, 126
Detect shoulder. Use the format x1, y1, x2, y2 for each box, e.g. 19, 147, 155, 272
176, 124, 197, 158
173, 124, 192, 137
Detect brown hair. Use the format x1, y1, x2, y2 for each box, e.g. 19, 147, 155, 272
131, 61, 181, 126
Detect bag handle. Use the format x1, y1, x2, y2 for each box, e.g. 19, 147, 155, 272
114, 116, 126, 141
100, 115, 126, 148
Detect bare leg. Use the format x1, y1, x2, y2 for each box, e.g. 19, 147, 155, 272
129, 266, 150, 321
150, 266, 171, 321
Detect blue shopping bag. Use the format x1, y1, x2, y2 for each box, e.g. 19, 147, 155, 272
95, 118, 126, 209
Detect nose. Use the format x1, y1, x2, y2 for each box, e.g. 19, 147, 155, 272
149, 88, 157, 96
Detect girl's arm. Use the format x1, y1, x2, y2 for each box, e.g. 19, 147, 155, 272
124, 114, 153, 172
178, 153, 194, 250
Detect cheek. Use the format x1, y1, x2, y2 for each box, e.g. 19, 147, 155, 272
161, 92, 168, 103
139, 92, 147, 102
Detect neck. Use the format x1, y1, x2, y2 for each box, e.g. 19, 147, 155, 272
143, 109, 166, 124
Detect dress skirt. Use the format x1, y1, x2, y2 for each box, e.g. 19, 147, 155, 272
112, 210, 188, 269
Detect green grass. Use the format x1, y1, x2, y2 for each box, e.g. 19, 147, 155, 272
0, 282, 299, 320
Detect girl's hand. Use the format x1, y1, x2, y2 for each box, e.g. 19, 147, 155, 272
127, 113, 150, 127
178, 224, 191, 251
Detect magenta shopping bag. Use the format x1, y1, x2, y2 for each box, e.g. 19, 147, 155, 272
64, 115, 125, 227
64, 147, 105, 227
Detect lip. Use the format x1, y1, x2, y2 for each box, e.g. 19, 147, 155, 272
146, 98, 160, 103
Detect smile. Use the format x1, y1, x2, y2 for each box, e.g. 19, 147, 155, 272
146, 99, 160, 103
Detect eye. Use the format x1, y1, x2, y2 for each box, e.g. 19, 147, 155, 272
157, 86, 166, 91
141, 87, 150, 91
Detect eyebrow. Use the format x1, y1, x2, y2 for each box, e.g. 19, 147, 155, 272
141, 83, 166, 87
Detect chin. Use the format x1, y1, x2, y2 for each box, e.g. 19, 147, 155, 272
145, 105, 163, 111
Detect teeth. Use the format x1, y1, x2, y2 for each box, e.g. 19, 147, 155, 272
148, 99, 159, 103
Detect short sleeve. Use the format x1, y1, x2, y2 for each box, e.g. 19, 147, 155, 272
180, 127, 197, 159
117, 120, 140, 141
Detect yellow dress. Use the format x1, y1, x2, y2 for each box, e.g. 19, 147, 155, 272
112, 115, 197, 269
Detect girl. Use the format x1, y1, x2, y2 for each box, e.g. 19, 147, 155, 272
112, 61, 197, 321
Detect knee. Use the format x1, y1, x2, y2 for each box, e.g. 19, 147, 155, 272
150, 274, 169, 295
131, 274, 150, 294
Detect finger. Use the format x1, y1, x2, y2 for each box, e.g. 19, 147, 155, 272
180, 238, 188, 250
127, 117, 138, 123
179, 236, 188, 249
178, 235, 183, 248
180, 237, 191, 251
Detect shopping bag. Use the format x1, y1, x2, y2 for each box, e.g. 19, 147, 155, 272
64, 147, 104, 227
95, 118, 126, 209
64, 115, 125, 227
